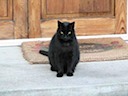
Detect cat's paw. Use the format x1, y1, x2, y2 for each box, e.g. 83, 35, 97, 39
57, 73, 63, 77
67, 72, 73, 77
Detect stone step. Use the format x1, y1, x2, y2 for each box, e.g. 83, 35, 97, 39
0, 47, 128, 96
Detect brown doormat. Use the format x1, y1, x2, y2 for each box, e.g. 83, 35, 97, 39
21, 37, 128, 64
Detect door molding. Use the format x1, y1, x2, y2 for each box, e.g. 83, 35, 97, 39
28, 0, 41, 38
14, 0, 28, 39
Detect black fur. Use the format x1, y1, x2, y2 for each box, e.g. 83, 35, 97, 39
39, 50, 48, 56
40, 21, 80, 77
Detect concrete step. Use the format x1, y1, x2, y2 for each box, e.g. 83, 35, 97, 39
0, 47, 128, 96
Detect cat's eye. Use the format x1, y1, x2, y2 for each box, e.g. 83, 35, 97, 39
68, 31, 72, 35
60, 31, 64, 35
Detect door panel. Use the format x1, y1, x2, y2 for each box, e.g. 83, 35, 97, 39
36, 0, 126, 38
0, 0, 28, 39
0, 0, 8, 17
41, 18, 115, 37
80, 0, 111, 12
46, 0, 111, 14
42, 0, 114, 19
0, 21, 13, 39
46, 0, 80, 14
0, 0, 12, 20
0, 0, 13, 39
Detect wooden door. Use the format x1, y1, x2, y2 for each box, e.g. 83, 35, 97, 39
0, 0, 27, 39
0, 0, 126, 39
28, 0, 126, 38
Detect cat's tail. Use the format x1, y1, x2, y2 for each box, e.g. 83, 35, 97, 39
39, 50, 48, 56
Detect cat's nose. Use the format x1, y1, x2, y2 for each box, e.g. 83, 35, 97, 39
64, 36, 68, 39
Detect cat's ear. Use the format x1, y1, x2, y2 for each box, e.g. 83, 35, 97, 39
58, 21, 62, 28
69, 22, 75, 29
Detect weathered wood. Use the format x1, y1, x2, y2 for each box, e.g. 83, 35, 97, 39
41, 18, 115, 37
28, 0, 41, 38
0, 0, 13, 39
46, 0, 79, 14
8, 0, 13, 20
42, 0, 114, 19
0, 0, 12, 20
115, 0, 127, 34
0, 21, 14, 39
0, 0, 126, 39
80, 0, 110, 12
40, 0, 126, 37
14, 0, 28, 39
0, 0, 7, 17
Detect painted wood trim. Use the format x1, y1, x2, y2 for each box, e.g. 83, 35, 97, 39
14, 0, 28, 39
115, 0, 127, 34
28, 0, 41, 38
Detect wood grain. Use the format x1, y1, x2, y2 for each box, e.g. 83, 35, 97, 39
0, 0, 13, 20
80, 0, 110, 13
47, 0, 110, 14
14, 0, 28, 39
0, 0, 126, 39
0, 0, 7, 17
8, 0, 13, 20
46, 0, 80, 14
115, 0, 127, 34
42, 0, 114, 19
28, 0, 41, 38
0, 21, 14, 39
41, 18, 115, 37
40, 0, 126, 38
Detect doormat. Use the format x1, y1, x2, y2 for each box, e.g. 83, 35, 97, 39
22, 38, 128, 64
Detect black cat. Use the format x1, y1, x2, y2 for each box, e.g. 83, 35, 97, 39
40, 21, 80, 77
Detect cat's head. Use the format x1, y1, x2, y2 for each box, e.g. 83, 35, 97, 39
57, 21, 75, 42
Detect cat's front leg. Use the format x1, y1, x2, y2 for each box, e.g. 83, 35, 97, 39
67, 72, 73, 76
67, 63, 74, 76
67, 71, 73, 76
57, 70, 64, 77
57, 64, 64, 77
55, 54, 64, 77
